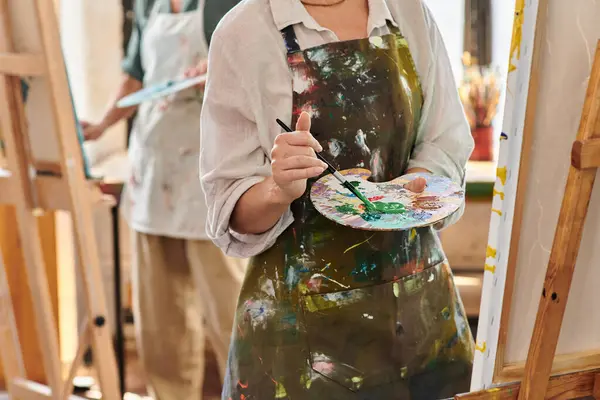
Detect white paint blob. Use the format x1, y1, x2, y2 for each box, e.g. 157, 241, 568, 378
328, 139, 344, 158
355, 129, 371, 155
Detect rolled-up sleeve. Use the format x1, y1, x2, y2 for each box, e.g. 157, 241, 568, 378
408, 3, 474, 228
199, 29, 293, 258
121, 19, 144, 82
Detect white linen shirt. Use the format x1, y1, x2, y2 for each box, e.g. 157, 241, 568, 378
200, 0, 474, 258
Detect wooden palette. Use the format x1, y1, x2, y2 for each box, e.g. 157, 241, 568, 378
116, 75, 206, 108
310, 168, 464, 231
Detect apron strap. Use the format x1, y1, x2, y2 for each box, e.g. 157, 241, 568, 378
386, 20, 401, 35
281, 25, 301, 54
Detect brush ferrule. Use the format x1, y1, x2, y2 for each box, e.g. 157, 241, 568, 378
332, 171, 346, 183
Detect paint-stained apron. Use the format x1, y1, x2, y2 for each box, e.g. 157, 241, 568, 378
222, 22, 474, 400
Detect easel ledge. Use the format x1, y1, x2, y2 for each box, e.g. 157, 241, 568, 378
457, 369, 600, 399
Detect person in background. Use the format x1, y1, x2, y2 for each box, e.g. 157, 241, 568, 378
200, 0, 475, 399
81, 0, 243, 399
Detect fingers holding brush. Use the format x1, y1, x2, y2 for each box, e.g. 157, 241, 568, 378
271, 112, 327, 201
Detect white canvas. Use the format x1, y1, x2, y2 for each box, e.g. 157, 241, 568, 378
471, 0, 538, 390
472, 0, 600, 390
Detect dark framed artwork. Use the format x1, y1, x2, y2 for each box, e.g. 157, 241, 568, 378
464, 0, 492, 66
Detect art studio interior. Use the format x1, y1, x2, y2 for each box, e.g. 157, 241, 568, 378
1, 0, 600, 399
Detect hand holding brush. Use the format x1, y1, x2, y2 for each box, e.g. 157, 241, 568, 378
270, 112, 328, 203
275, 114, 378, 211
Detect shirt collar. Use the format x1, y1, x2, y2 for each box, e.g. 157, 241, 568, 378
269, 0, 397, 33
366, 0, 398, 33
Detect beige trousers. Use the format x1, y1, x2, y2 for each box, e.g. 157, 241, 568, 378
131, 231, 245, 400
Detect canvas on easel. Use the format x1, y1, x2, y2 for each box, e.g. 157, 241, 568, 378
0, 0, 120, 398
457, 38, 600, 399
466, 0, 600, 397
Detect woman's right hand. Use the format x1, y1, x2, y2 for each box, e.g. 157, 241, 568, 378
271, 112, 327, 203
80, 121, 105, 141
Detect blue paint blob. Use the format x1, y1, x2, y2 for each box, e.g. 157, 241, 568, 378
351, 262, 377, 282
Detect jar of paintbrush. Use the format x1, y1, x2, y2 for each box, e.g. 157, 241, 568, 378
459, 52, 501, 162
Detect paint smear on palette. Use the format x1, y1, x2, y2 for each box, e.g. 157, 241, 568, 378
310, 168, 464, 231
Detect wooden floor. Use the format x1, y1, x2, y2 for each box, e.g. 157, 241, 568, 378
71, 323, 223, 399
122, 336, 222, 398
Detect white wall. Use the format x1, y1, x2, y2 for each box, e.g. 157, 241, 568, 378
60, 0, 126, 165
425, 0, 515, 162
423, 0, 466, 84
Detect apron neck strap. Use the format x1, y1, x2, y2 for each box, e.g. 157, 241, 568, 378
280, 20, 402, 55
386, 20, 401, 35
281, 25, 301, 54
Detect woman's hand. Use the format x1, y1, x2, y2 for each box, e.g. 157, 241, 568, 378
403, 168, 431, 193
271, 112, 327, 203
80, 121, 106, 141
183, 59, 208, 89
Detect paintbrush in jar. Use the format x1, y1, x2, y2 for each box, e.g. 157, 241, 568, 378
275, 119, 377, 212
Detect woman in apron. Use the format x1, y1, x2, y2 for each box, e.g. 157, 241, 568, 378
81, 0, 243, 398
200, 0, 475, 398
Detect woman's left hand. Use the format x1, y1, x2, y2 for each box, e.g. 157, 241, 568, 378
183, 59, 208, 89
403, 168, 431, 193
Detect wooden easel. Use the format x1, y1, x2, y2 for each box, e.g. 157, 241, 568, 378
0, 0, 120, 399
456, 40, 600, 400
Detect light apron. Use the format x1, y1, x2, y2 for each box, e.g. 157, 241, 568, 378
122, 0, 210, 240
222, 22, 474, 400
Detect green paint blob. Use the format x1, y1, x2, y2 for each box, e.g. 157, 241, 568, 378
274, 381, 288, 398
360, 212, 381, 222
372, 201, 406, 214
342, 181, 377, 212
352, 190, 377, 212
336, 204, 359, 215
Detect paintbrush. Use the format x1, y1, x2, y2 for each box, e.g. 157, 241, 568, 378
275, 119, 377, 212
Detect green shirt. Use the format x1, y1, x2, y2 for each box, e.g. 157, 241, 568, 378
122, 0, 240, 82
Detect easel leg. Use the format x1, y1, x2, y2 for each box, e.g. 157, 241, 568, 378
0, 245, 26, 383
61, 318, 91, 400
112, 205, 126, 395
